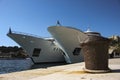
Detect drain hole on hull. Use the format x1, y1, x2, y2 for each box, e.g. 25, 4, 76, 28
32, 48, 41, 57
73, 47, 81, 56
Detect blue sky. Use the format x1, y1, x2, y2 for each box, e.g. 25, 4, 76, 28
0, 0, 120, 46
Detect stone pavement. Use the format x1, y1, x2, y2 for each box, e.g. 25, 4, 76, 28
30, 59, 120, 80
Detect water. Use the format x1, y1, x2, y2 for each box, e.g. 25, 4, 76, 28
0, 58, 66, 74
0, 58, 34, 74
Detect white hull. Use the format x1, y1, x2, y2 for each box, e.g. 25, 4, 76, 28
7, 31, 65, 63
48, 26, 88, 63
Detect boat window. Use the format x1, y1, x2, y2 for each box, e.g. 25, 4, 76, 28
73, 47, 81, 56
32, 48, 41, 57
53, 48, 59, 51
62, 52, 66, 56
59, 49, 65, 56
53, 48, 56, 51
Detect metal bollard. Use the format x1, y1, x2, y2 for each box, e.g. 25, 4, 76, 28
81, 32, 111, 73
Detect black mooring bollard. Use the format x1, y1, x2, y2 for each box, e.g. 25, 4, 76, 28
81, 32, 111, 73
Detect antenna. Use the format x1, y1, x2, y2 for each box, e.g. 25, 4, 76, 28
56, 20, 61, 26
9, 27, 12, 34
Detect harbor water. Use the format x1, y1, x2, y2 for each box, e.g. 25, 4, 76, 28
0, 58, 66, 74
0, 58, 33, 74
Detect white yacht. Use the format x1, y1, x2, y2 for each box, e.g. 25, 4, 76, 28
7, 28, 65, 63
48, 25, 88, 63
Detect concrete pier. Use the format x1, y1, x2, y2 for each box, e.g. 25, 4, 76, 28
0, 58, 120, 80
